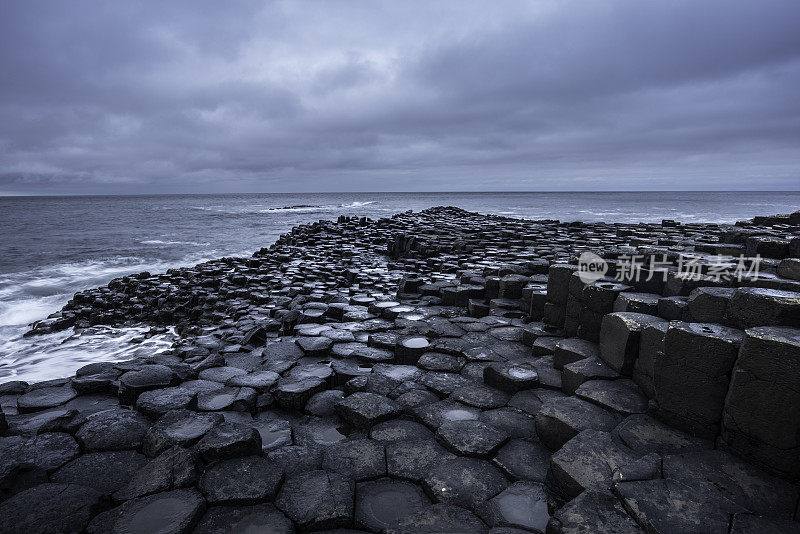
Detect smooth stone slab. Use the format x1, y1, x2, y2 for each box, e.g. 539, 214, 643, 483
196, 421, 261, 462
535, 396, 620, 451
16, 385, 77, 413
492, 438, 551, 482
414, 400, 480, 429
370, 418, 433, 442
546, 488, 644, 534
142, 409, 223, 457
484, 363, 540, 393
335, 392, 402, 429
225, 370, 279, 390
135, 387, 195, 418
479, 407, 537, 439
322, 438, 386, 480
451, 383, 510, 409
612, 414, 712, 455
575, 379, 648, 417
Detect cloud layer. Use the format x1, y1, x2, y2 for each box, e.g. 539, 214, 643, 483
1, 0, 799, 194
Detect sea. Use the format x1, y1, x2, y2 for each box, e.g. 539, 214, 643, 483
1, 191, 798, 383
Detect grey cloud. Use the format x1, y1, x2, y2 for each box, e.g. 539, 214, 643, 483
0, 0, 798, 194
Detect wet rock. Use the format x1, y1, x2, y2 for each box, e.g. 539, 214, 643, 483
51, 450, 148, 495
118, 364, 177, 404
196, 421, 261, 462
198, 366, 247, 383
273, 377, 326, 410
653, 321, 742, 437
553, 338, 599, 370
547, 429, 637, 500
142, 409, 223, 457
355, 478, 431, 532
87, 488, 204, 534
612, 414, 712, 455
135, 387, 196, 418
729, 513, 800, 534
535, 396, 620, 451
193, 503, 294, 534
275, 470, 354, 530
0, 482, 108, 534
322, 438, 386, 480
721, 326, 800, 478
599, 312, 665, 375
335, 392, 402, 429
267, 444, 323, 476
492, 438, 551, 482
417, 351, 465, 372
296, 335, 333, 356
414, 399, 480, 429
385, 503, 488, 534
631, 321, 668, 399
436, 419, 509, 458
575, 379, 647, 417
16, 385, 77, 413
479, 407, 537, 439
386, 438, 455, 482
451, 383, 509, 409
306, 389, 345, 416
200, 455, 283, 504
197, 386, 257, 412
114, 445, 200, 501
423, 457, 508, 509
561, 356, 618, 395
76, 408, 151, 451
613, 478, 745, 534
483, 362, 540, 393
370, 418, 433, 442
478, 481, 550, 532
662, 449, 798, 518
546, 488, 643, 534
729, 287, 800, 328
225, 369, 279, 390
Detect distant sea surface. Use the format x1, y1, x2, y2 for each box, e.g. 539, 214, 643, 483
1, 191, 798, 383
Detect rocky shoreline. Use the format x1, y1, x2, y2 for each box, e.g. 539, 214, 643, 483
2, 206, 800, 533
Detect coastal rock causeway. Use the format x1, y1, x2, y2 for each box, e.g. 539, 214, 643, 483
2, 206, 800, 533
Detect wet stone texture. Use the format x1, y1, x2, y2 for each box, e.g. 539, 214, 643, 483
2, 206, 799, 532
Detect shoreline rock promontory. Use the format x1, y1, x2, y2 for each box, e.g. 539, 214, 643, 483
2, 206, 799, 533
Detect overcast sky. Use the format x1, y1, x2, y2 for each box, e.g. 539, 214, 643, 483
1, 0, 799, 194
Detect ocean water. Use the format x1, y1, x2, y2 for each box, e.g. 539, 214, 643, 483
1, 191, 798, 383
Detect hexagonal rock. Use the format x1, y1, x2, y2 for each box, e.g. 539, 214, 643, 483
413, 399, 481, 429
266, 445, 323, 477
483, 362, 539, 393
199, 455, 283, 504
16, 385, 77, 413
0, 482, 107, 534
196, 386, 257, 412
118, 364, 177, 404
193, 503, 294, 534
198, 366, 247, 383
721, 326, 800, 478
730, 513, 800, 534
632, 321, 669, 399
450, 383, 509, 409
423, 457, 508, 509
653, 321, 743, 437
142, 409, 223, 457
561, 356, 619, 395
612, 414, 712, 455
135, 387, 196, 418
599, 312, 666, 375
553, 338, 600, 370
76, 408, 151, 451
51, 450, 148, 495
613, 478, 745, 534
492, 438, 551, 482
196, 421, 261, 462
479, 407, 537, 439
417, 352, 465, 372
114, 445, 200, 501
370, 418, 433, 442
575, 378, 648, 417
273, 377, 326, 410
729, 287, 800, 328
321, 438, 386, 480
395, 336, 431, 365
275, 470, 354, 530
662, 449, 798, 519
535, 396, 620, 451
225, 370, 279, 390
386, 438, 455, 482
4, 431, 81, 473
334, 391, 402, 429
546, 429, 637, 500
384, 503, 488, 534
87, 488, 205, 534
295, 335, 333, 356
355, 478, 431, 532
435, 420, 509, 458
477, 481, 550, 532
546, 488, 644, 534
